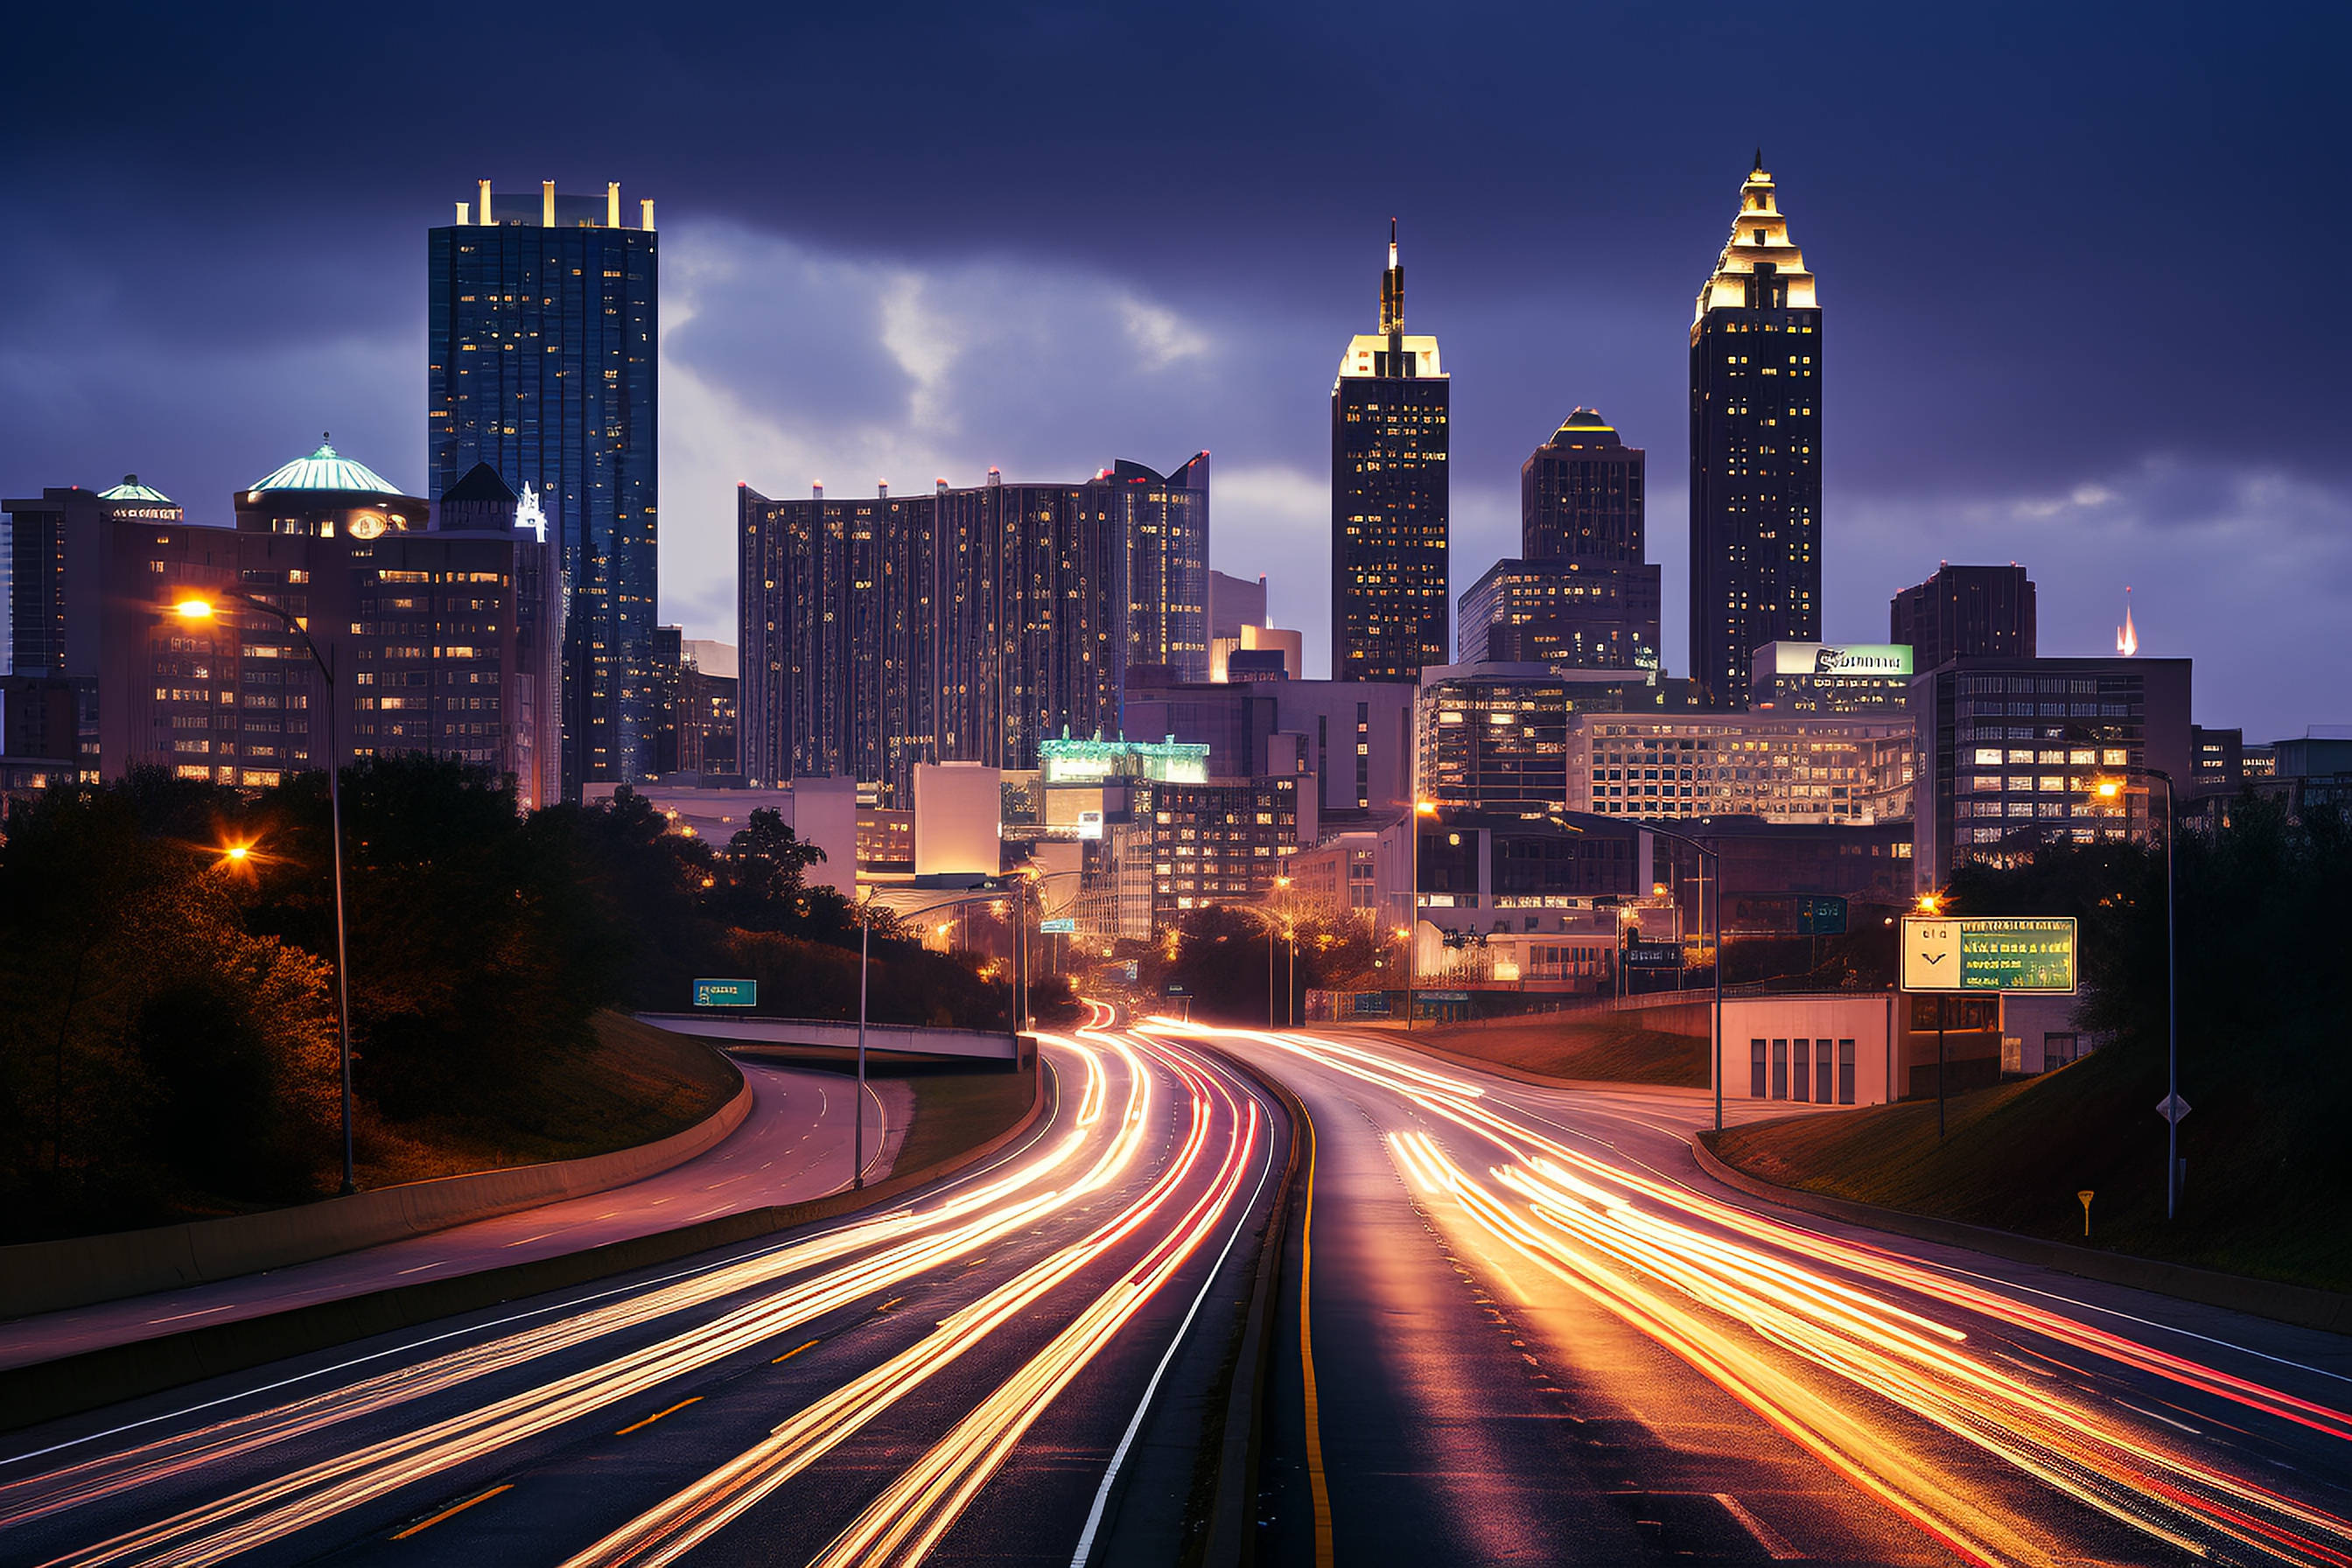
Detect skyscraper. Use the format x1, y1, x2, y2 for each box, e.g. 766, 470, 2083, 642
429, 179, 658, 799
1890, 563, 2038, 670
1689, 155, 1822, 709
737, 456, 1208, 805
1333, 221, 1449, 682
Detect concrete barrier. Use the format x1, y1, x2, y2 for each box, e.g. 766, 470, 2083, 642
1690, 1133, 2352, 1337
0, 1059, 751, 1322
0, 1054, 1048, 1434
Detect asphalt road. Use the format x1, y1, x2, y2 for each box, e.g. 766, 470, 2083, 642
0, 1060, 910, 1373
0, 1028, 1284, 1568
1192, 1024, 2352, 1568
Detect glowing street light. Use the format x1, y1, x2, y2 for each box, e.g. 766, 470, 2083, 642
222, 843, 251, 863
174, 591, 357, 1195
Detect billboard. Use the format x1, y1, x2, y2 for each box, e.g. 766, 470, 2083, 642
1764, 641, 1914, 677
1900, 916, 2076, 993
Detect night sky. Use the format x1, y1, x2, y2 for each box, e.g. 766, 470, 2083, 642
6, 3, 2343, 738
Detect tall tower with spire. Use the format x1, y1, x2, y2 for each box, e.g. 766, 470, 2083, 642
1688, 153, 1822, 709
1332, 220, 1451, 682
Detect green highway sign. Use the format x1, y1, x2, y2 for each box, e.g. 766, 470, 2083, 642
1900, 916, 2076, 994
1797, 895, 1848, 936
694, 978, 758, 1008
1040, 917, 1078, 934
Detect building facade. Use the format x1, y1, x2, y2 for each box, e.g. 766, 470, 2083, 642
429, 180, 658, 797
1119, 671, 1415, 825
1333, 223, 1449, 682
1891, 564, 2037, 671
96, 442, 563, 807
1689, 156, 1823, 709
1909, 655, 2194, 886
1565, 710, 1905, 824
738, 456, 1208, 807
1416, 663, 1715, 819
1456, 557, 1662, 671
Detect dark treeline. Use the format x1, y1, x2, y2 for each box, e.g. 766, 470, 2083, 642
0, 759, 1004, 1241
1939, 795, 2352, 1264
1142, 903, 1391, 1024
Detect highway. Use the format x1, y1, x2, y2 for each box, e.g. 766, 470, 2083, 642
1179, 1024, 2352, 1567
0, 1022, 1284, 1568
0, 1060, 912, 1373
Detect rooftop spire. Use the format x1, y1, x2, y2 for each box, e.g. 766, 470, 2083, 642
1754, 146, 1765, 173
1379, 218, 1405, 335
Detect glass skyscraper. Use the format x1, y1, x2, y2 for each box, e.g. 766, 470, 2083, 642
429, 179, 658, 798
1689, 155, 1822, 710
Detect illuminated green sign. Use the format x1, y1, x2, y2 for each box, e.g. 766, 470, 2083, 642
1900, 916, 2076, 993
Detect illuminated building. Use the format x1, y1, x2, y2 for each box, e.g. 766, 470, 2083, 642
94, 440, 564, 808
1456, 557, 1661, 670
1689, 155, 1822, 709
1144, 774, 1299, 915
1565, 710, 1905, 824
1120, 671, 1413, 824
1332, 221, 1449, 682
1208, 570, 1266, 639
1890, 564, 2037, 670
4, 475, 187, 781
737, 457, 1208, 807
1749, 640, 1913, 714
1416, 663, 1712, 818
1909, 655, 2194, 886
430, 179, 658, 798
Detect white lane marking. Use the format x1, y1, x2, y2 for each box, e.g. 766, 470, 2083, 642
1713, 1493, 1803, 1559
502, 1232, 560, 1249
1069, 1044, 1280, 1568
2114, 1396, 2202, 1435
395, 1262, 447, 1277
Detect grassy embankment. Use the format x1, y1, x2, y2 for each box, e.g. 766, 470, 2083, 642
359, 1011, 740, 1188
1405, 1011, 1710, 1088
1711, 1040, 2352, 1294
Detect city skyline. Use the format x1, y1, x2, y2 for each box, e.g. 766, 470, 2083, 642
3, 6, 2345, 741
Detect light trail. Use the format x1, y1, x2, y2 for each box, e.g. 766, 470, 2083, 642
556, 1034, 1266, 1568
10, 1035, 1175, 1568
1176, 1023, 2352, 1568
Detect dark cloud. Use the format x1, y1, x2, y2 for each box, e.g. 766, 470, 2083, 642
4, 2, 2348, 734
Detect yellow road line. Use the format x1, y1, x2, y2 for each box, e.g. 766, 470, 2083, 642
389, 1482, 512, 1540
613, 1396, 703, 1436
1298, 1102, 1333, 1566
772, 1340, 821, 1365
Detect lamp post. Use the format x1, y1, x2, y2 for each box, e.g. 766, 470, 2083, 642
850, 882, 1025, 1189
1916, 891, 1949, 1139
174, 592, 356, 1196
1407, 801, 1437, 1031
1642, 821, 1725, 1135
2097, 767, 2180, 1218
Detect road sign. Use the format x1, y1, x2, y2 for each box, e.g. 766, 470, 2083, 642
694, 978, 757, 1008
2077, 1189, 2094, 1236
2156, 1093, 2191, 1124
1622, 939, 1682, 969
1797, 895, 1849, 936
1039, 917, 1077, 934
1900, 916, 2076, 993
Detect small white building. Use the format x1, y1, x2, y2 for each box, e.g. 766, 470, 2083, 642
1715, 993, 1900, 1107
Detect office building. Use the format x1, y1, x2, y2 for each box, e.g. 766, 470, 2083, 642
1145, 774, 1301, 915
2254, 729, 2352, 820
1416, 662, 1716, 818
1689, 155, 1823, 709
4, 475, 188, 781
1208, 570, 1267, 640
1332, 222, 1449, 682
738, 457, 1207, 807
1566, 710, 1905, 824
1909, 655, 2193, 885
95, 440, 563, 807
2188, 724, 2244, 799
1890, 564, 2037, 670
430, 179, 659, 797
1120, 670, 1414, 825
1456, 557, 1662, 670
1522, 408, 1643, 562
1209, 623, 1303, 682
1750, 640, 1913, 714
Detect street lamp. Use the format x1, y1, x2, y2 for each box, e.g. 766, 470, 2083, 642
1643, 821, 1726, 1134
174, 592, 357, 1196
2098, 767, 2181, 1219
1408, 800, 1438, 1031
